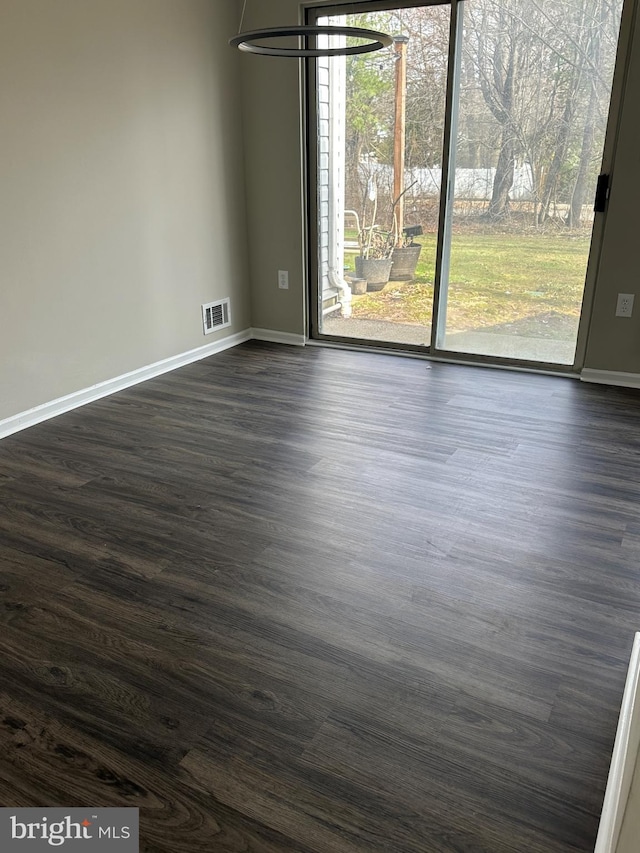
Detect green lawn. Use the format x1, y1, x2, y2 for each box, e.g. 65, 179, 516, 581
345, 232, 591, 339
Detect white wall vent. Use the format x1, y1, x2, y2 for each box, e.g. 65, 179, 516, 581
202, 298, 231, 335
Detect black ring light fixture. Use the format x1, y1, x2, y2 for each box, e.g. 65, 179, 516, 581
229, 26, 393, 58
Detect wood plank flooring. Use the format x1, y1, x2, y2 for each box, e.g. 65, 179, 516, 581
2, 340, 640, 851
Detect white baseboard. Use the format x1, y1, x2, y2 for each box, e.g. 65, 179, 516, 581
0, 329, 251, 440
581, 369, 640, 389
595, 632, 640, 853
251, 328, 306, 346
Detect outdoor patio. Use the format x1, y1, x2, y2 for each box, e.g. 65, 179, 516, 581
322, 312, 577, 364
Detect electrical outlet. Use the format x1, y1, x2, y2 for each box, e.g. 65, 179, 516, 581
278, 270, 289, 290
616, 293, 635, 318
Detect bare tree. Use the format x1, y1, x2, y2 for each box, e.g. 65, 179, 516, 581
340, 0, 623, 230
463, 0, 622, 225
567, 0, 622, 225
466, 0, 530, 219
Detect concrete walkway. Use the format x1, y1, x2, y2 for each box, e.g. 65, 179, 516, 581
322, 316, 576, 364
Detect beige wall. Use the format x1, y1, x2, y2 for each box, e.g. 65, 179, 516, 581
0, 0, 250, 421
240, 0, 640, 372
238, 0, 308, 336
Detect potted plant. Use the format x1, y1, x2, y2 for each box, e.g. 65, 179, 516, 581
390, 224, 423, 281
354, 178, 422, 288
355, 225, 395, 291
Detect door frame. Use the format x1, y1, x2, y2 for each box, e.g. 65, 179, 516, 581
305, 0, 451, 350
305, 0, 636, 373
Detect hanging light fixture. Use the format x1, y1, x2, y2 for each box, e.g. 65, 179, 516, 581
230, 0, 392, 58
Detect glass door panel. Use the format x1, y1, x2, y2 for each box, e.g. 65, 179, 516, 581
315, 4, 450, 347
439, 0, 624, 365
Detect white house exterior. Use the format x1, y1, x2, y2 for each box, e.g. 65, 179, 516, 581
317, 33, 352, 318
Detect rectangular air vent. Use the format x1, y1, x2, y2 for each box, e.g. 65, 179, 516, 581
202, 298, 231, 335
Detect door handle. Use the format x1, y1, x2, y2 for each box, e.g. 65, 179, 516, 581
594, 173, 610, 213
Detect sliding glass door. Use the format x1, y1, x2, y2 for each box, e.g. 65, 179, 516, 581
438, 0, 624, 365
310, 0, 625, 368
313, 3, 451, 347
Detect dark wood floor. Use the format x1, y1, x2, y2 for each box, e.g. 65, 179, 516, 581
2, 341, 640, 852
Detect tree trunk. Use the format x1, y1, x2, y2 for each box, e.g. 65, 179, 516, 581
484, 22, 517, 221
487, 132, 516, 219
567, 97, 595, 227
567, 0, 604, 228
538, 94, 575, 224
